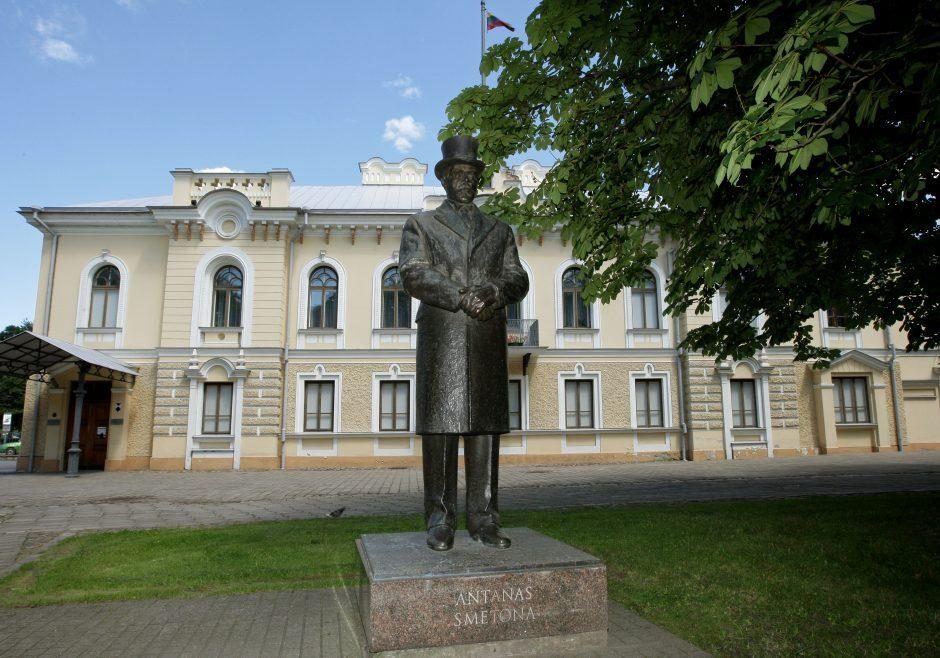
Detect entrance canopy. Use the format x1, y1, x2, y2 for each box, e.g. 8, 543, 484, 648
0, 331, 137, 384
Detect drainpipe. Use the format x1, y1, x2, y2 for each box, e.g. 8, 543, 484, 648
28, 211, 59, 473
673, 316, 689, 461
668, 249, 689, 461
886, 328, 904, 452
279, 218, 300, 469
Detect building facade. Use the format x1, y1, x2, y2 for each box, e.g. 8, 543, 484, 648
14, 159, 940, 472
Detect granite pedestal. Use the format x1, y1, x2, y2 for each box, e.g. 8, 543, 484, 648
357, 527, 608, 654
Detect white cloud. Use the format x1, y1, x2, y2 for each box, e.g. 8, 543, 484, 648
115, 0, 143, 8
35, 17, 64, 37
383, 116, 425, 153
41, 38, 91, 64
34, 7, 86, 38
383, 74, 421, 99
197, 167, 245, 173
33, 8, 92, 65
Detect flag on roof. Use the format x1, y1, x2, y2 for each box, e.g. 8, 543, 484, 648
486, 10, 515, 32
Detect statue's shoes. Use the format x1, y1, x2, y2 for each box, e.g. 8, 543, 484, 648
470, 524, 511, 549
426, 524, 455, 551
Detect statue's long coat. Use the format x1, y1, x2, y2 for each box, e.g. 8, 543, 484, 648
399, 200, 529, 435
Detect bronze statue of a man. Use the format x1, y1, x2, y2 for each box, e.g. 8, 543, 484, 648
399, 136, 529, 551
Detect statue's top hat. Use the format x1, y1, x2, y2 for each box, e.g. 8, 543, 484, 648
434, 135, 485, 180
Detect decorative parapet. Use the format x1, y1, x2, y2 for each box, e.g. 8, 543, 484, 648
170, 168, 294, 207
359, 158, 427, 185
490, 160, 552, 195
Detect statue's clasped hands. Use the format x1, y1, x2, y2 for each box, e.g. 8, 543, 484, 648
459, 284, 501, 322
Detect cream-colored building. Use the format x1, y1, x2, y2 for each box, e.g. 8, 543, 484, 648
13, 159, 940, 472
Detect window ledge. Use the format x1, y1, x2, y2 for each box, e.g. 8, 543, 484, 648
731, 426, 765, 433
193, 434, 234, 441
627, 328, 668, 335
77, 327, 122, 334
287, 431, 414, 440
557, 327, 599, 333
299, 328, 343, 335
373, 328, 415, 334
835, 422, 877, 429
199, 326, 243, 334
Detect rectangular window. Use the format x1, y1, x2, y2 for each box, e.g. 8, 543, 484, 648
834, 377, 870, 424
304, 381, 334, 432
565, 379, 594, 429
730, 379, 758, 428
202, 383, 233, 434
827, 308, 848, 328
89, 289, 118, 328
508, 380, 522, 430
635, 379, 664, 427
379, 381, 410, 431
631, 292, 659, 329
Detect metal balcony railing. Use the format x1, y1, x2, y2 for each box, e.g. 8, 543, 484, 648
506, 319, 539, 347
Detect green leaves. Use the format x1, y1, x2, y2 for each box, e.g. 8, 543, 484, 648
744, 16, 771, 45
842, 3, 875, 24
715, 57, 743, 89
443, 0, 940, 361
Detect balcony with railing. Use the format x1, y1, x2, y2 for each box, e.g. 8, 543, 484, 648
507, 319, 539, 347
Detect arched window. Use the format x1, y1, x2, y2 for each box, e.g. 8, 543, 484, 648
381, 267, 411, 329
506, 301, 522, 321
562, 267, 591, 328
308, 266, 338, 329
89, 265, 120, 328
212, 265, 243, 327
631, 271, 660, 329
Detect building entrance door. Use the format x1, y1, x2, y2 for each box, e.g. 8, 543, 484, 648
64, 381, 112, 470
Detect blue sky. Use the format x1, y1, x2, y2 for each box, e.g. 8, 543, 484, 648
0, 0, 540, 326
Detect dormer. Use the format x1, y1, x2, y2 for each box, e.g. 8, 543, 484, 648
359, 158, 427, 186
170, 168, 294, 207
513, 160, 550, 192
490, 160, 552, 195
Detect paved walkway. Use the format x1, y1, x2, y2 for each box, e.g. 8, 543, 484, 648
0, 589, 709, 657
1, 453, 938, 656
1, 452, 938, 577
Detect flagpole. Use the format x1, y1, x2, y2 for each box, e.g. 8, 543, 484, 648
480, 0, 486, 87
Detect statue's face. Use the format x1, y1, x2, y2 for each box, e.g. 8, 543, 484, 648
443, 164, 481, 204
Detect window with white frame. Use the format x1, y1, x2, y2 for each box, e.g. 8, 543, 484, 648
834, 377, 870, 424
202, 382, 233, 434
730, 379, 759, 428
379, 380, 410, 431
89, 265, 120, 328
508, 379, 523, 430
212, 266, 243, 327
381, 267, 412, 329
634, 379, 664, 427
308, 266, 338, 329
564, 379, 594, 428
827, 307, 849, 329
631, 270, 660, 329
562, 267, 591, 328
304, 381, 334, 431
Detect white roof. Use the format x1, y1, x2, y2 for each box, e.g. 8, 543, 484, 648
69, 185, 446, 212
72, 195, 173, 208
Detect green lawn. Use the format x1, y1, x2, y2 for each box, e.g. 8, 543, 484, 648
2, 493, 938, 656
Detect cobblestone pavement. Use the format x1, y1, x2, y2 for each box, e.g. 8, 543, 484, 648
0, 589, 708, 657
1, 452, 938, 576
